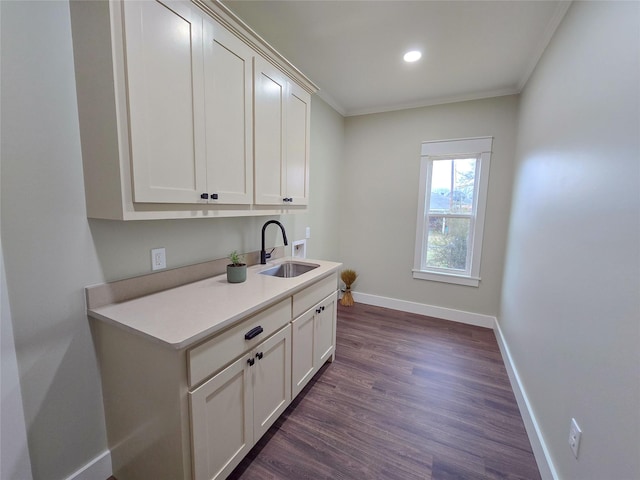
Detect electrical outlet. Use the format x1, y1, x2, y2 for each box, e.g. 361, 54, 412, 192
305, 226, 311, 239
151, 248, 166, 271
569, 418, 582, 459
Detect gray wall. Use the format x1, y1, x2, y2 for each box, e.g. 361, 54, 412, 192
341, 95, 518, 317
500, 2, 640, 479
1, 3, 108, 479
0, 1, 344, 478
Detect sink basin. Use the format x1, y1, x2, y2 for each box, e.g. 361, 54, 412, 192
259, 261, 319, 278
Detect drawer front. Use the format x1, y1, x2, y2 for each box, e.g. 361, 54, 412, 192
188, 298, 291, 387
292, 273, 338, 319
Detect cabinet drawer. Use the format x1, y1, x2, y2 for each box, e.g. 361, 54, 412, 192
188, 298, 291, 387
292, 273, 337, 318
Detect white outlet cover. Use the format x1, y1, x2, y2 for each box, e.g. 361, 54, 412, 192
305, 226, 311, 239
569, 417, 582, 459
292, 239, 306, 259
151, 248, 166, 271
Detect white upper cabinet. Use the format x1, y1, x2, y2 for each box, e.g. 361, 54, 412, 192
124, 0, 207, 204
254, 58, 311, 206
71, 0, 316, 220
202, 15, 254, 204
254, 59, 286, 205
285, 81, 311, 205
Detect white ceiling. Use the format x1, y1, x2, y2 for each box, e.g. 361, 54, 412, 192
222, 0, 571, 116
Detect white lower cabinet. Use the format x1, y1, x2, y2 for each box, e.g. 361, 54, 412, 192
190, 325, 291, 480
94, 273, 337, 480
190, 352, 253, 480
291, 291, 337, 397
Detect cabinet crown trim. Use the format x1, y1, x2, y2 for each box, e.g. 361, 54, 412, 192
193, 0, 318, 94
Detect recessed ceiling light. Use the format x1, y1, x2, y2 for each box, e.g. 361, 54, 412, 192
403, 50, 422, 63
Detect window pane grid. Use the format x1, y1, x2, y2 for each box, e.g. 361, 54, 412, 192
414, 137, 492, 287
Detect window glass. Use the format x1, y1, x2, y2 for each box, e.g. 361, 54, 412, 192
426, 216, 471, 271
429, 158, 476, 214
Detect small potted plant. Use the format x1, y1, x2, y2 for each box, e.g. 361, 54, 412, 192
226, 250, 247, 283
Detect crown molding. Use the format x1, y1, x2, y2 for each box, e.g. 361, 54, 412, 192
344, 88, 520, 117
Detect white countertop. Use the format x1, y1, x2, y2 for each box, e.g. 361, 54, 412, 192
88, 258, 342, 349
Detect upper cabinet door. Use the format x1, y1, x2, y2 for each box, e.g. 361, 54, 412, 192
123, 0, 206, 204
203, 17, 254, 204
285, 82, 311, 206
254, 58, 311, 206
254, 58, 286, 205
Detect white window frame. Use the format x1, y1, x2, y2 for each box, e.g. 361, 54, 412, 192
413, 137, 492, 287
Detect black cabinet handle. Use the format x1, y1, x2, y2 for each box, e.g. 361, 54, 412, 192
247, 358, 255, 366
200, 193, 209, 199
283, 197, 293, 203
211, 193, 219, 200
316, 308, 321, 314
256, 352, 264, 360
244, 326, 263, 340
321, 306, 325, 311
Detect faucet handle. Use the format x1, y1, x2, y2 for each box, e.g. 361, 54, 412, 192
264, 247, 276, 261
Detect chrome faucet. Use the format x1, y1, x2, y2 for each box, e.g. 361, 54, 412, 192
261, 220, 288, 264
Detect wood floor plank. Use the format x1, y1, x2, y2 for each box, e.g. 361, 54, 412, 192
228, 303, 541, 480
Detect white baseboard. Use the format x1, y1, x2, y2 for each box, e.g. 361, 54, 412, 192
493, 319, 558, 480
351, 291, 496, 328
64, 450, 112, 480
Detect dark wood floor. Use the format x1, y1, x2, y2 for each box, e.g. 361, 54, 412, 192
228, 303, 540, 480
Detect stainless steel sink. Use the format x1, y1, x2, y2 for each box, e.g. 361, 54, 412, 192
259, 261, 319, 278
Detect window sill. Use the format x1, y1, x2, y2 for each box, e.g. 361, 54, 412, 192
412, 269, 480, 287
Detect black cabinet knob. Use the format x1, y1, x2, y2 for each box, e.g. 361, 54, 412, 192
211, 193, 219, 200
247, 358, 255, 366
256, 352, 264, 360
200, 193, 209, 199
321, 306, 325, 311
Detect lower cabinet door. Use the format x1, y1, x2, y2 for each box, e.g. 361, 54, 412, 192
291, 308, 315, 398
315, 292, 337, 366
253, 325, 291, 439
190, 325, 291, 480
190, 355, 253, 480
